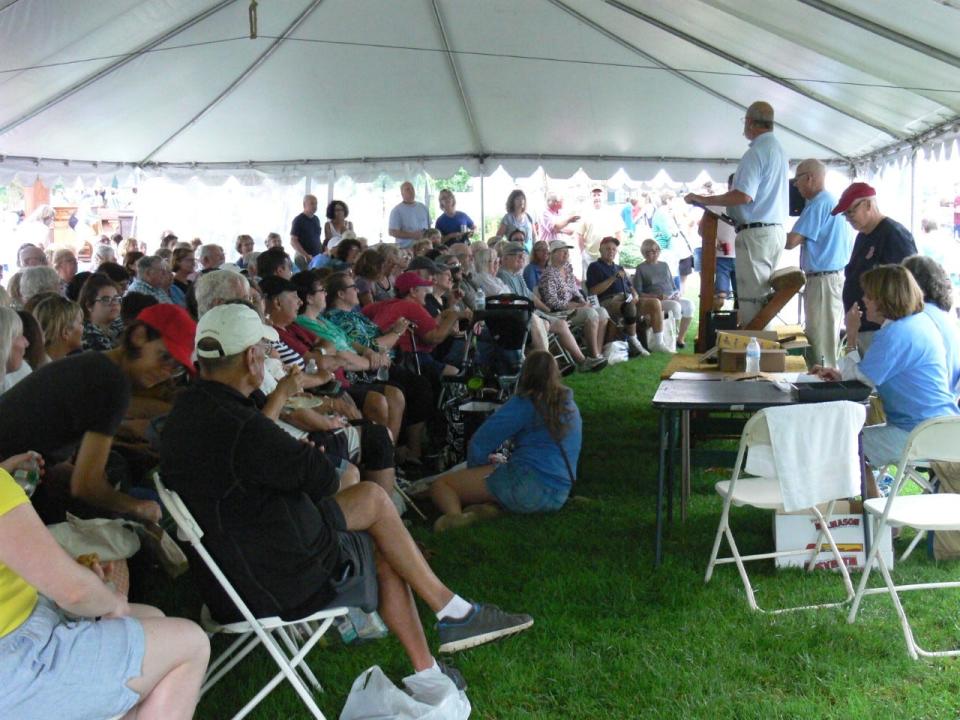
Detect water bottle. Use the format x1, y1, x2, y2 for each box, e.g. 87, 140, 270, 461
474, 286, 485, 311
304, 358, 318, 374
335, 614, 358, 645
349, 608, 389, 641
745, 337, 761, 375
13, 455, 40, 497
376, 355, 390, 382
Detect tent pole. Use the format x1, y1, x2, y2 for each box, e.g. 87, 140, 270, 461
480, 162, 485, 240
909, 150, 917, 236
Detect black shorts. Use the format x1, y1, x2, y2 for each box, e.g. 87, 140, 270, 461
678, 255, 695, 276
320, 498, 379, 614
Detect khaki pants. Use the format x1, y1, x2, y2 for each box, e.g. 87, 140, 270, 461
734, 225, 784, 327
803, 272, 844, 368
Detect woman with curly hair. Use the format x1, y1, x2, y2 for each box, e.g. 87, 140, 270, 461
430, 350, 582, 531
323, 200, 353, 252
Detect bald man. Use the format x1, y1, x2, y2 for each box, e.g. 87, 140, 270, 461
290, 194, 322, 264
785, 160, 851, 367
685, 101, 789, 327
389, 181, 431, 250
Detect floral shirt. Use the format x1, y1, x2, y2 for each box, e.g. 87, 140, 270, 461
538, 263, 583, 311
325, 308, 383, 351
82, 319, 123, 351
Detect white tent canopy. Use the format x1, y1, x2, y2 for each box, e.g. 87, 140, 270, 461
1, 0, 959, 184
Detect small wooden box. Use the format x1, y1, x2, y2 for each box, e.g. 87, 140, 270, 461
719, 348, 787, 373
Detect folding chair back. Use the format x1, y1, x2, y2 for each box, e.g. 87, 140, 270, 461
902, 416, 960, 467
154, 474, 347, 720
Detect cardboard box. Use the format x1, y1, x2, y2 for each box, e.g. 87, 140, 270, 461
716, 331, 781, 351
774, 502, 893, 571
719, 348, 787, 372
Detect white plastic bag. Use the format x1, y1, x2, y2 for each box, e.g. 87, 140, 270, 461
604, 340, 630, 365
340, 665, 471, 720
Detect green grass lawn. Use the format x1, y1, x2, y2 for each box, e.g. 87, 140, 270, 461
150, 349, 960, 719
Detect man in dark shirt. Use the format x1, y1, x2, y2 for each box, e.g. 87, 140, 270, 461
161, 304, 533, 684
832, 182, 917, 352
290, 194, 322, 264
585, 236, 648, 356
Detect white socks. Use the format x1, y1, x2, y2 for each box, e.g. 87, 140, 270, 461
437, 594, 473, 621
416, 658, 440, 676
653, 331, 664, 343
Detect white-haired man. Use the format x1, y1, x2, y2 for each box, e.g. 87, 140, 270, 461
198, 244, 225, 273
685, 101, 788, 327
290, 194, 322, 264
127, 255, 173, 304
784, 159, 851, 367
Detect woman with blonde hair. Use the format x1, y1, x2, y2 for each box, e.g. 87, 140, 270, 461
0, 307, 30, 393
816, 264, 959, 480
431, 350, 582, 531
32, 295, 83, 362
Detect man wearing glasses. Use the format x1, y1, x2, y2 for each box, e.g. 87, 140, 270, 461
831, 182, 916, 354
784, 159, 851, 368
684, 100, 788, 327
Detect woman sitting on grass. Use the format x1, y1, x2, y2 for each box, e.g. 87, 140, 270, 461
431, 350, 582, 531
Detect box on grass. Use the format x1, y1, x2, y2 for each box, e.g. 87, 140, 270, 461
774, 501, 894, 571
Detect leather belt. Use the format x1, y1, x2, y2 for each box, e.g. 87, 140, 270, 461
735, 222, 780, 233
804, 269, 842, 278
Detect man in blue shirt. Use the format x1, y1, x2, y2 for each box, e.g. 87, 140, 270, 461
785, 159, 851, 368
289, 194, 322, 266
684, 101, 788, 327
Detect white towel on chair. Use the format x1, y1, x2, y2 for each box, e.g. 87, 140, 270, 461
747, 401, 866, 513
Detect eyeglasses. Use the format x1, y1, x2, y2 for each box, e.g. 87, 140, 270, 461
310, 285, 326, 294
158, 349, 186, 378
843, 200, 868, 218
95, 295, 122, 305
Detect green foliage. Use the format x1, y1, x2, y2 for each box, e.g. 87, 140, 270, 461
431, 167, 472, 194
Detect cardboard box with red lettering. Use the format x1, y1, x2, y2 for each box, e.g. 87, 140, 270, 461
774, 501, 893, 571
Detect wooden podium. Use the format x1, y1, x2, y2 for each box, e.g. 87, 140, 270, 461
743, 267, 805, 331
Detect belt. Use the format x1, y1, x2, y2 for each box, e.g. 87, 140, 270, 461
735, 222, 780, 233
804, 269, 842, 278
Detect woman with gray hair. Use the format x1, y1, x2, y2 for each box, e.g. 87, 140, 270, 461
472, 246, 510, 297
19, 266, 60, 308
0, 307, 30, 394
91, 242, 117, 271
902, 254, 960, 396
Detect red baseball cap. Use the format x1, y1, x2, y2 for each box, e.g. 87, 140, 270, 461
137, 304, 197, 374
394, 271, 433, 295
831, 182, 876, 216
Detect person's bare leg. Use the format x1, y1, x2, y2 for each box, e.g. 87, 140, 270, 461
364, 466, 395, 492
639, 298, 663, 332
124, 616, 210, 720
404, 421, 425, 460
584, 316, 600, 356
382, 385, 405, 444
528, 316, 548, 351
551, 319, 586, 363
335, 482, 452, 611
372, 549, 433, 671
362, 392, 389, 428
678, 316, 692, 341
596, 314, 609, 350
337, 463, 361, 491
431, 465, 498, 516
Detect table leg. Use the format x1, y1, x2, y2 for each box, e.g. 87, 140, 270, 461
655, 409, 668, 567
681, 410, 691, 523
859, 433, 871, 556
667, 410, 677, 523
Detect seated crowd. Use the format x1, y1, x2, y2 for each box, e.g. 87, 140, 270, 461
3, 183, 957, 718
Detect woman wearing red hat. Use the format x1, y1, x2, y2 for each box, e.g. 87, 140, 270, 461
0, 304, 196, 524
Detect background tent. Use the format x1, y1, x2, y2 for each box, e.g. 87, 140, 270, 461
1, 0, 959, 185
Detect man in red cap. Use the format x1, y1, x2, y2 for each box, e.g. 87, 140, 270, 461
0, 304, 196, 524
832, 182, 916, 353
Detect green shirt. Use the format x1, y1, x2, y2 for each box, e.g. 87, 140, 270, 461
295, 314, 353, 352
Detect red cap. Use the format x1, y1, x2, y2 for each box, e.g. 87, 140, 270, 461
831, 182, 876, 216
137, 304, 197, 374
394, 271, 433, 295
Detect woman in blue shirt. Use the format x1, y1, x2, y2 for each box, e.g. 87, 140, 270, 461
431, 351, 582, 531
815, 264, 959, 481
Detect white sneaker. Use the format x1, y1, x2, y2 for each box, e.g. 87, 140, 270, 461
627, 336, 649, 356
649, 338, 675, 354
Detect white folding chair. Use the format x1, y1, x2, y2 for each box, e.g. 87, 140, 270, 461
154, 475, 348, 720
847, 416, 960, 659
704, 407, 857, 613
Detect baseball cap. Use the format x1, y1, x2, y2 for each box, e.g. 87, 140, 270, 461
501, 241, 526, 256
394, 271, 434, 295
600, 236, 620, 246
831, 182, 876, 216
137, 304, 198, 374
549, 240, 573, 253
407, 256, 441, 274
195, 304, 279, 359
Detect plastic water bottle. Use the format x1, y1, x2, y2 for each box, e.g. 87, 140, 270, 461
474, 286, 485, 311
335, 614, 358, 645
304, 359, 318, 374
745, 337, 761, 375
13, 455, 40, 497
349, 608, 389, 641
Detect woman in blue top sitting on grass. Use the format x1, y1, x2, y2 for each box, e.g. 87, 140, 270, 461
815, 264, 960, 494
431, 350, 582, 532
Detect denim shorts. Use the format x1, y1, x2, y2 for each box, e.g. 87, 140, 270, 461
715, 257, 736, 294
486, 463, 568, 514
863, 423, 911, 467
0, 596, 145, 720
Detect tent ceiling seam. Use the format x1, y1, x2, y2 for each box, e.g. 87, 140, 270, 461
138, 0, 326, 164
798, 0, 960, 71
543, 0, 850, 160
606, 0, 904, 139
847, 113, 960, 166
429, 0, 485, 155
0, 0, 241, 138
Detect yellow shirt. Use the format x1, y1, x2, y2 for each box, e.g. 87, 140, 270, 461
0, 469, 38, 637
